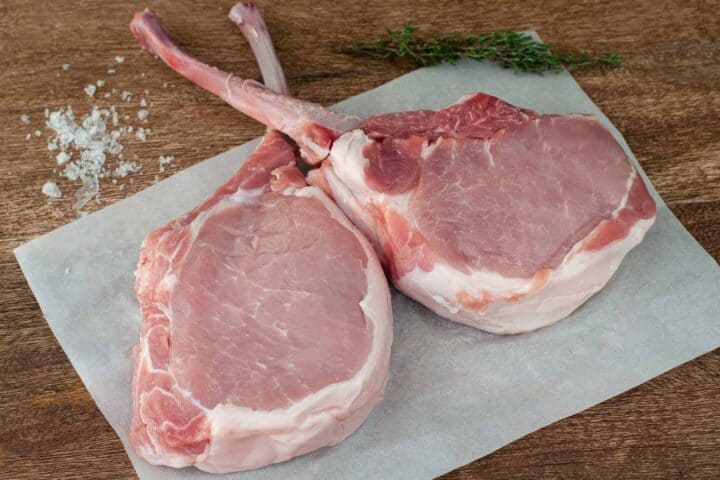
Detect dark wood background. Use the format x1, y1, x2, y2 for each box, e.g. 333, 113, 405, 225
1, 0, 718, 478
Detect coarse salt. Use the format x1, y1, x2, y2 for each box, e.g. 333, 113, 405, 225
137, 110, 149, 121
45, 105, 125, 209
96, 79, 105, 87
115, 56, 125, 63
20, 114, 30, 124
158, 155, 174, 172
113, 161, 142, 177
62, 64, 70, 71
42, 181, 63, 198
56, 151, 71, 165
84, 84, 97, 97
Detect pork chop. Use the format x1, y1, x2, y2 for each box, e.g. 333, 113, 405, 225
130, 11, 392, 471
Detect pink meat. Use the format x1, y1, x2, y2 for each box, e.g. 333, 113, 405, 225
169, 193, 372, 410
395, 112, 655, 278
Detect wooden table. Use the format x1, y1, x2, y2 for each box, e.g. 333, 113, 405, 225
1, 0, 718, 478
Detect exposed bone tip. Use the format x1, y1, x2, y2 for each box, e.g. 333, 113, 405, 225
228, 2, 259, 25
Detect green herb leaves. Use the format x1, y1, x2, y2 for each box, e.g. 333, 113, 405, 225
340, 26, 623, 74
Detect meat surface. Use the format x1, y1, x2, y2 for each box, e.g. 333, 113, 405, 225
130, 8, 656, 335
130, 7, 392, 472
325, 101, 656, 332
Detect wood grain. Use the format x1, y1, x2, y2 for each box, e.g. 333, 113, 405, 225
1, 0, 718, 478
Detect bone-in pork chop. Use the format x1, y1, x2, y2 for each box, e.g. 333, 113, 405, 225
130, 19, 392, 472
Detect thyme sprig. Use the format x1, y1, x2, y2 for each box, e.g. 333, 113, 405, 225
339, 26, 623, 73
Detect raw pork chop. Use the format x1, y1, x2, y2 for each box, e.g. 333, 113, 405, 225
130, 10, 392, 472
131, 10, 656, 334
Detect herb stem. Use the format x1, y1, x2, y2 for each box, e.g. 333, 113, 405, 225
339, 26, 623, 74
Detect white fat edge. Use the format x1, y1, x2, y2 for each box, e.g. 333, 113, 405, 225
326, 130, 396, 257
206, 185, 391, 440
328, 130, 371, 192
396, 216, 655, 334
612, 170, 637, 217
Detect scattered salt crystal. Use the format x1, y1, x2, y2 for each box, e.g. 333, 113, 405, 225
112, 178, 117, 184
62, 63, 70, 71
104, 92, 111, 99
20, 114, 30, 124
162, 82, 168, 88
47, 137, 58, 151
128, 126, 134, 133
115, 56, 125, 63
96, 79, 105, 87
112, 88, 117, 93
44, 108, 49, 118
42, 181, 63, 198
140, 98, 147, 107
113, 161, 141, 177
124, 115, 130, 121
108, 68, 116, 75
73, 176, 99, 209
121, 91, 133, 102
137, 109, 149, 121
56, 151, 71, 165
119, 184, 125, 191
84, 84, 97, 97
25, 133, 31, 140
143, 89, 149, 95
34, 130, 42, 137
135, 127, 146, 141
158, 155, 174, 173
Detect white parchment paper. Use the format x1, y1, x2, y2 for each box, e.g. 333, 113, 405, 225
15, 48, 720, 479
